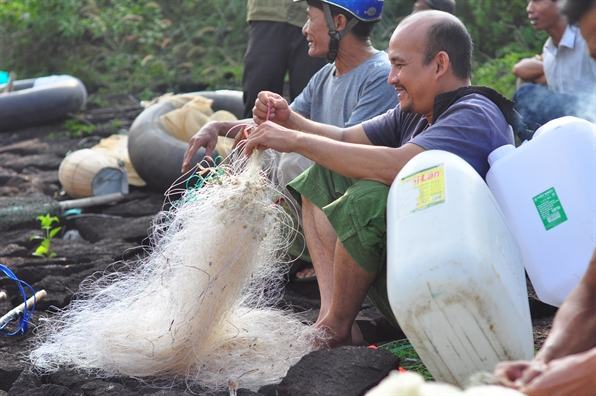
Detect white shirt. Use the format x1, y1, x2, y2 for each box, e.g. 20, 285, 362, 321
543, 25, 596, 96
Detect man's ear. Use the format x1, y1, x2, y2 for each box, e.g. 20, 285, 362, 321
434, 51, 450, 78
335, 14, 348, 32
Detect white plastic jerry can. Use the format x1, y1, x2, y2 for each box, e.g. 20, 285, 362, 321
486, 116, 596, 307
387, 150, 534, 386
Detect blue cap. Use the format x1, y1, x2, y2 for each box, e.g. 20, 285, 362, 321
295, 0, 384, 22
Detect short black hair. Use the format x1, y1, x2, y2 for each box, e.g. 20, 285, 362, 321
422, 18, 473, 79
306, 0, 377, 41
562, 0, 595, 24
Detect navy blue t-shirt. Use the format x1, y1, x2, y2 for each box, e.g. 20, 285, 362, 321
362, 92, 514, 178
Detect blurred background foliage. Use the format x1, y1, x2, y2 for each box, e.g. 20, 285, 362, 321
0, 0, 547, 105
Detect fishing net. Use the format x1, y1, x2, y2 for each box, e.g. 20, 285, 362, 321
30, 151, 320, 390
0, 196, 60, 231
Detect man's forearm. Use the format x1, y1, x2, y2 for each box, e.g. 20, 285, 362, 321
293, 133, 422, 185
536, 280, 596, 363
513, 58, 545, 81
284, 111, 345, 141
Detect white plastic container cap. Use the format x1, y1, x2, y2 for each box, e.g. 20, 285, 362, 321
487, 144, 515, 166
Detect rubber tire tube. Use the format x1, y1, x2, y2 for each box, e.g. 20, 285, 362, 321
127, 90, 244, 191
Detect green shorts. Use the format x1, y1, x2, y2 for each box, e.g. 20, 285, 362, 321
288, 164, 398, 328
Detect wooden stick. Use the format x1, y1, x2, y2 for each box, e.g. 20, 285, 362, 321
58, 192, 125, 210
0, 289, 47, 329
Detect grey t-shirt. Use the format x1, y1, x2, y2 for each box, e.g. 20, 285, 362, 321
362, 93, 514, 178
274, 51, 397, 186
291, 51, 397, 127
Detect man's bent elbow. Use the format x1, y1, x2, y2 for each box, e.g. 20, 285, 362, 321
512, 63, 531, 79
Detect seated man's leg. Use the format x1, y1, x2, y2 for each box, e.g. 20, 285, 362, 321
317, 235, 376, 347
302, 196, 336, 316
292, 165, 353, 319
290, 165, 391, 347
303, 195, 379, 347
514, 83, 580, 134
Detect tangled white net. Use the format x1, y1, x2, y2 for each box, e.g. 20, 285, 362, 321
29, 152, 319, 390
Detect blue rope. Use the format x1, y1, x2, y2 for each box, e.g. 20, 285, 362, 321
0, 264, 37, 336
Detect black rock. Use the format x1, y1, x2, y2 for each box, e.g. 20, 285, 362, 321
0, 348, 24, 392
0, 153, 63, 173
12, 384, 74, 396
261, 346, 399, 396
101, 192, 163, 217
7, 370, 42, 396
70, 214, 153, 243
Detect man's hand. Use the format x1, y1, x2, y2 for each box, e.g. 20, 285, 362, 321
494, 360, 533, 388
520, 349, 596, 396
244, 121, 299, 156
495, 358, 555, 389
253, 91, 291, 125
181, 121, 221, 173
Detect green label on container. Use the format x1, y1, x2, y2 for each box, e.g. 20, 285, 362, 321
533, 187, 568, 230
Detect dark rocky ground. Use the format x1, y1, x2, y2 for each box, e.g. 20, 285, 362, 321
0, 102, 556, 395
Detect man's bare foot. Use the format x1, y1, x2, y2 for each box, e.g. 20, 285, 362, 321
312, 323, 351, 349
311, 320, 366, 349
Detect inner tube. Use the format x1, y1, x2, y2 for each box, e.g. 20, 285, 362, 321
128, 90, 244, 192
0, 75, 87, 132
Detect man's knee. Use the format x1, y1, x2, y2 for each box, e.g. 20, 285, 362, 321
327, 180, 389, 272
513, 83, 546, 105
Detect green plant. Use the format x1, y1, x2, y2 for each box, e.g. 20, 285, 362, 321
380, 339, 433, 380
457, 0, 545, 61
31, 214, 61, 258
0, 0, 249, 100
473, 51, 536, 99
64, 119, 96, 137
0, 0, 549, 104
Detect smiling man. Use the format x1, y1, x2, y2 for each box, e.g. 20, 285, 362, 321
246, 11, 520, 347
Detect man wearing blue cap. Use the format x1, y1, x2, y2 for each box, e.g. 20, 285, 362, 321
182, 0, 397, 286
183, 0, 396, 187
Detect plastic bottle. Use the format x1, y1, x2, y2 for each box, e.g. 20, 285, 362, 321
0, 70, 9, 84
387, 150, 533, 386
486, 116, 596, 307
